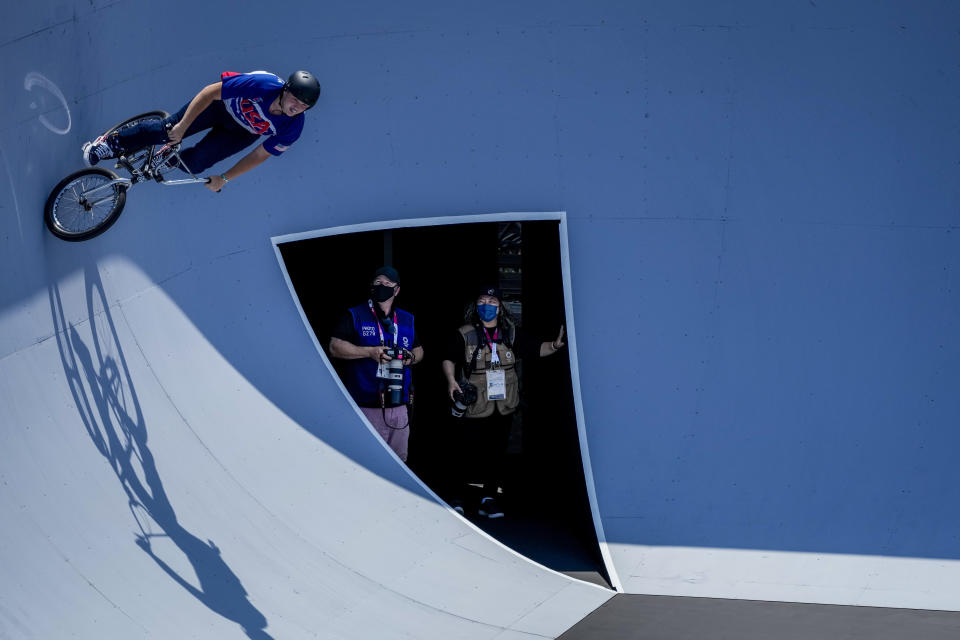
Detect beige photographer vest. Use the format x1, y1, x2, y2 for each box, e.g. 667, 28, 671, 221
459, 323, 520, 418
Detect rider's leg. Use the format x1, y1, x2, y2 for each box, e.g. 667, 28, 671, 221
178, 127, 259, 174
110, 101, 227, 153
83, 101, 234, 167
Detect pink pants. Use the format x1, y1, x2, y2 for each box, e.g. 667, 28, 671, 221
360, 406, 409, 462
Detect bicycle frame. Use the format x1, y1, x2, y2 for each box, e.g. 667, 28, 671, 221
157, 146, 209, 185
114, 138, 209, 188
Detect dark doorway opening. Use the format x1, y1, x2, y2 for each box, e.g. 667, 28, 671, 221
277, 219, 610, 588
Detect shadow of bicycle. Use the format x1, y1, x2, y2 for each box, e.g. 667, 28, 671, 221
49, 265, 273, 640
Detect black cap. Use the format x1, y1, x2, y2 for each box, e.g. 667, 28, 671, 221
477, 285, 502, 301
373, 266, 400, 284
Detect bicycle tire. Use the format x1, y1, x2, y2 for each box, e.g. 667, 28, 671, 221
104, 110, 170, 138
105, 110, 171, 160
44, 167, 127, 241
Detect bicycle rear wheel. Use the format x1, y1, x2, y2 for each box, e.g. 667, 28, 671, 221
105, 110, 170, 137
44, 168, 127, 241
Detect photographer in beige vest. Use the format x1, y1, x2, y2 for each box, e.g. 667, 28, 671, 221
441, 286, 565, 518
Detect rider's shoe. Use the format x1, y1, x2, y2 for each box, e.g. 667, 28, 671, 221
81, 134, 119, 167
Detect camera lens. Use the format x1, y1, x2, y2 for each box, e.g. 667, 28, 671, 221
450, 384, 475, 418
381, 348, 404, 406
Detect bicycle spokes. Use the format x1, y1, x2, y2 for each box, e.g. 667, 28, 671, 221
48, 171, 125, 237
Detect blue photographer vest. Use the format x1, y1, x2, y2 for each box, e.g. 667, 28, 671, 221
343, 304, 415, 407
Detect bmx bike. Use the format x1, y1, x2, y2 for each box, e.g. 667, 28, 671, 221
44, 111, 212, 241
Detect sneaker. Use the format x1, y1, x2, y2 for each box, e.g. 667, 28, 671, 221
478, 496, 504, 519
81, 134, 117, 167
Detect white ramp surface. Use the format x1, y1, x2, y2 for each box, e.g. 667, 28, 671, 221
0, 250, 612, 640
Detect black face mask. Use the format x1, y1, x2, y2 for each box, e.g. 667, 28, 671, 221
371, 284, 395, 302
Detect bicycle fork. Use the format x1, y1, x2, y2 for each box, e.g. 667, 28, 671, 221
80, 178, 132, 207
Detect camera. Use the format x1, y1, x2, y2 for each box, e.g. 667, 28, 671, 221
381, 348, 405, 406
451, 381, 478, 418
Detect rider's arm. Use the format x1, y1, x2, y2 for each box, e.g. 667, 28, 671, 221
206, 145, 270, 191
169, 82, 222, 142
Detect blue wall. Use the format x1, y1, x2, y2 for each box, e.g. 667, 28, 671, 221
2, 0, 958, 593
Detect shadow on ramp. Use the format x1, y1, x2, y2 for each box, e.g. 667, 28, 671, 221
49, 265, 273, 640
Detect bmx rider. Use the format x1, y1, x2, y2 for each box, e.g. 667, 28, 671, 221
81, 70, 320, 192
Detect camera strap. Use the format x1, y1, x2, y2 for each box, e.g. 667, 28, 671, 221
378, 397, 409, 430
461, 325, 485, 382
369, 300, 401, 381
367, 300, 398, 348
368, 301, 410, 430
482, 326, 501, 366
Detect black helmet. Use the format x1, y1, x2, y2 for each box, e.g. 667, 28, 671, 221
285, 70, 321, 108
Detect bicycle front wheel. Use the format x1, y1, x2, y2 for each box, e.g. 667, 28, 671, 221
44, 167, 127, 241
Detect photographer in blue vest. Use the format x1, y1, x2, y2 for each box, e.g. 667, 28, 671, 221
330, 267, 423, 462
441, 286, 565, 518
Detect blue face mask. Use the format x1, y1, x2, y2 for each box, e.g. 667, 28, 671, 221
477, 304, 498, 322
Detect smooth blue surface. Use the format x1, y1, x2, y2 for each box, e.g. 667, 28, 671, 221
1, 0, 959, 623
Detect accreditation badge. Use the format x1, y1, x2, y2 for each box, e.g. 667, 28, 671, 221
486, 368, 506, 400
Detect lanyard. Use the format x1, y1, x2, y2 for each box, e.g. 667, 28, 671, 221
368, 301, 399, 347
483, 326, 500, 365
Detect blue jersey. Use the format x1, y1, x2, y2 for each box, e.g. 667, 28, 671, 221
220, 71, 305, 156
